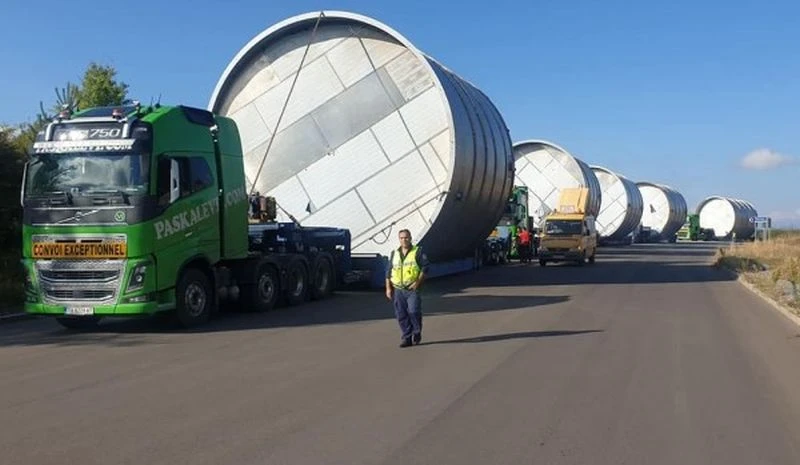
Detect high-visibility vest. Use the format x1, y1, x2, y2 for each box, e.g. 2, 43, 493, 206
390, 246, 421, 288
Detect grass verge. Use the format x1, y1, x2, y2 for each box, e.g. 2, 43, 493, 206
714, 230, 800, 316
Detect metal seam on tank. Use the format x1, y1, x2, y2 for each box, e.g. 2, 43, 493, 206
476, 86, 513, 226
451, 71, 496, 251
449, 71, 491, 232
591, 166, 642, 240
577, 158, 602, 217
436, 67, 481, 248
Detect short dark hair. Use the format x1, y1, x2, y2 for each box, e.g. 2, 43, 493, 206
398, 229, 411, 237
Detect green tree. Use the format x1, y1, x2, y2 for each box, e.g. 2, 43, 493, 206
17, 63, 130, 151
0, 126, 25, 244
76, 62, 129, 109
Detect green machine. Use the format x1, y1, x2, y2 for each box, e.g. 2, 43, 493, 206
487, 186, 533, 262
677, 213, 714, 241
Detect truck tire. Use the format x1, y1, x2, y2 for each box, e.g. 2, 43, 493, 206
539, 259, 547, 266
310, 255, 334, 301
244, 265, 279, 312
588, 252, 596, 264
56, 316, 101, 330
285, 259, 309, 306
175, 268, 213, 327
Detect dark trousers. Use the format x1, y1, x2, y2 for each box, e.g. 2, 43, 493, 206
393, 288, 422, 340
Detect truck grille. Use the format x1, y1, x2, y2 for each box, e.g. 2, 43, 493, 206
35, 260, 125, 305
39, 270, 119, 281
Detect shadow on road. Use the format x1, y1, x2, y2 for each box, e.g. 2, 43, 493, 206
418, 329, 603, 346
0, 292, 571, 346
0, 242, 730, 344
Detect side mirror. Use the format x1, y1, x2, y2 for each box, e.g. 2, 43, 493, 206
169, 159, 180, 203
20, 163, 28, 207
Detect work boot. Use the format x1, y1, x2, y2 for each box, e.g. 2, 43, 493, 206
413, 333, 422, 345
399, 338, 412, 348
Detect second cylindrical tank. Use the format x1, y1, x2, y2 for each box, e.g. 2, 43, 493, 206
696, 196, 757, 239
590, 166, 643, 241
636, 182, 688, 240
513, 140, 601, 226
207, 10, 514, 261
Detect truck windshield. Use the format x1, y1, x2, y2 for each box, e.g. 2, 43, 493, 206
24, 151, 149, 197
545, 220, 583, 236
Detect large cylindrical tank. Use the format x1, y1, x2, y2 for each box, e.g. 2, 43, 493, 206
208, 11, 514, 261
512, 140, 601, 226
697, 196, 757, 239
636, 182, 688, 240
590, 166, 643, 241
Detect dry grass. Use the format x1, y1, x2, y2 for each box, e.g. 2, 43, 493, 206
715, 230, 800, 314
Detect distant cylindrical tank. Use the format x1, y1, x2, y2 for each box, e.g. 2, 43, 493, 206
512, 140, 601, 226
696, 196, 757, 239
636, 182, 688, 240
208, 11, 514, 261
590, 166, 643, 241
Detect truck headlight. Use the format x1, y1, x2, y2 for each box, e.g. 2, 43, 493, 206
127, 263, 148, 292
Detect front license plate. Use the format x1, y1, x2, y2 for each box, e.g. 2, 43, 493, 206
65, 306, 94, 316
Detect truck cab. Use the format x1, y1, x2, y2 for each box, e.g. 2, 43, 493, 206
538, 188, 597, 266
20, 103, 353, 329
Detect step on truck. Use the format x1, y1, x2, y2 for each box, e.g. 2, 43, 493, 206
20, 103, 372, 329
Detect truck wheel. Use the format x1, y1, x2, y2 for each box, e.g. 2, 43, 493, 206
285, 259, 309, 306
244, 265, 279, 312
539, 259, 547, 266
175, 268, 213, 327
56, 316, 101, 330
310, 256, 334, 300
589, 252, 596, 264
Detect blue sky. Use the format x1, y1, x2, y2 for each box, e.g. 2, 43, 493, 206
2, 0, 797, 226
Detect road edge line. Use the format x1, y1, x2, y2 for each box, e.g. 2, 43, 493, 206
0, 312, 36, 325
728, 270, 800, 330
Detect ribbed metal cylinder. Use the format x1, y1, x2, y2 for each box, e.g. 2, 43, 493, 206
208, 11, 514, 261
696, 196, 758, 239
590, 166, 643, 241
512, 140, 601, 227
636, 182, 688, 240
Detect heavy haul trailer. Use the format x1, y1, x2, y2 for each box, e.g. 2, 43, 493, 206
20, 103, 384, 329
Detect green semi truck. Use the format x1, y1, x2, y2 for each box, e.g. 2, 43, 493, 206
20, 103, 364, 329
676, 213, 714, 241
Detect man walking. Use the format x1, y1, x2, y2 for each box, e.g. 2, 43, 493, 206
386, 229, 429, 348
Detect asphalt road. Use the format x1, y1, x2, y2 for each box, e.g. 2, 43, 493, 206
2, 242, 800, 465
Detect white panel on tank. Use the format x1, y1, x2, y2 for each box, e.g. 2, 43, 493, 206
385, 49, 434, 101
283, 58, 345, 128
357, 150, 438, 222
227, 67, 282, 115
371, 111, 415, 162
264, 30, 345, 82
326, 36, 373, 88
420, 143, 448, 185
640, 187, 668, 231
361, 36, 405, 69
303, 190, 374, 238
398, 86, 448, 145
229, 104, 271, 155
429, 130, 452, 171
351, 189, 439, 255
297, 129, 389, 208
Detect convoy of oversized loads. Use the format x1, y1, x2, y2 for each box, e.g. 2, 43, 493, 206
15, 9, 762, 329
